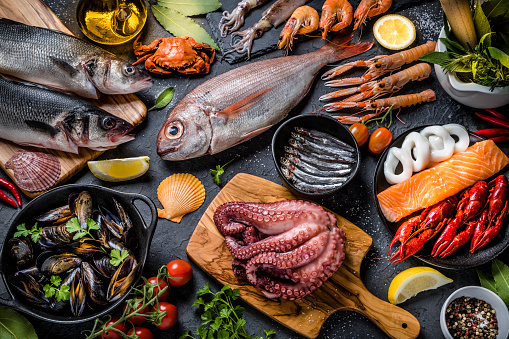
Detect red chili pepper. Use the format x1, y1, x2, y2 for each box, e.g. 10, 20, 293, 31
0, 189, 17, 208
484, 109, 508, 120
474, 128, 509, 138
0, 178, 21, 207
490, 136, 509, 143
475, 112, 509, 129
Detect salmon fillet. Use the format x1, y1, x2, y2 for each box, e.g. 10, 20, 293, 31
378, 140, 509, 223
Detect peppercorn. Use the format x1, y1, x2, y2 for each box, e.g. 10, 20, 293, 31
445, 296, 499, 338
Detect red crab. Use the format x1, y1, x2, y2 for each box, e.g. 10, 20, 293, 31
133, 36, 215, 75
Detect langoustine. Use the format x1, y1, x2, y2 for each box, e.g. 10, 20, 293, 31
214, 200, 346, 300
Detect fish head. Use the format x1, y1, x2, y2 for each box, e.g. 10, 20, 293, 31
157, 103, 212, 161
85, 56, 153, 95
62, 108, 135, 151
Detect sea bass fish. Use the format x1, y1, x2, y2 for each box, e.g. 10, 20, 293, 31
0, 19, 153, 99
0, 77, 135, 153
157, 29, 372, 161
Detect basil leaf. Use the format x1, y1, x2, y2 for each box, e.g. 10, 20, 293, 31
488, 46, 509, 68
493, 259, 509, 305
156, 0, 221, 16
0, 305, 38, 339
149, 87, 175, 111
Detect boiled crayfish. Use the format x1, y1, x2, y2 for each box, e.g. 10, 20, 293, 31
388, 175, 509, 263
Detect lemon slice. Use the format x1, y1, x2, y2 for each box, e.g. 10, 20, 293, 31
388, 267, 453, 304
88, 156, 150, 182
373, 14, 416, 50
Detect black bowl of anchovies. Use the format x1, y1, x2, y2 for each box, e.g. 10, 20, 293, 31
0, 184, 158, 324
272, 114, 360, 199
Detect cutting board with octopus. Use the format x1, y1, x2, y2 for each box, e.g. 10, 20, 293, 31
0, 0, 147, 198
186, 173, 420, 339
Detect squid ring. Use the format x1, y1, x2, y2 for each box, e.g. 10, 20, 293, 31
420, 126, 455, 162
401, 132, 431, 172
384, 147, 414, 184
443, 124, 469, 153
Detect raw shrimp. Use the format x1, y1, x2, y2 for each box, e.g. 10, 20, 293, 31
319, 0, 353, 39
320, 62, 431, 102
353, 0, 392, 30
219, 0, 271, 37
322, 41, 436, 85
329, 89, 436, 124
278, 6, 319, 51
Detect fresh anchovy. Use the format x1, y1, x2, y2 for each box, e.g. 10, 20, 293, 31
281, 167, 346, 193
0, 77, 135, 153
156, 29, 372, 160
290, 132, 356, 158
294, 127, 355, 152
281, 163, 349, 185
0, 19, 153, 99
280, 157, 352, 177
284, 153, 353, 171
284, 147, 355, 169
288, 140, 357, 164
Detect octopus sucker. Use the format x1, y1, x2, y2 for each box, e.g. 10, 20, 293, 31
214, 200, 346, 300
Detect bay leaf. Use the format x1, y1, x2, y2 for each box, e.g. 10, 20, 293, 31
152, 5, 219, 50
492, 259, 509, 305
149, 87, 175, 111
157, 0, 222, 17
474, 0, 491, 45
477, 269, 497, 294
0, 306, 38, 339
488, 46, 509, 68
482, 0, 509, 20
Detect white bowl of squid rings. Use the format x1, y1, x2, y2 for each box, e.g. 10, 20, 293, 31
435, 28, 509, 109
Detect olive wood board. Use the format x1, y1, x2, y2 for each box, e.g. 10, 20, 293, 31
0, 0, 147, 198
186, 173, 421, 339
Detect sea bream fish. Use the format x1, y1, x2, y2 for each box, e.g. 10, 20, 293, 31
0, 19, 153, 99
157, 29, 372, 161
0, 77, 135, 153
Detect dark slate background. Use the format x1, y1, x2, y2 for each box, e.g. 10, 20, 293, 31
1, 0, 508, 338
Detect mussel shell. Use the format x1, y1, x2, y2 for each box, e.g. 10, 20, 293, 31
93, 254, 117, 279
70, 191, 93, 229
81, 262, 107, 305
9, 238, 33, 269
70, 269, 87, 316
15, 266, 46, 284
107, 256, 140, 302
50, 268, 79, 313
99, 206, 123, 239
36, 205, 71, 223
9, 271, 49, 307
39, 225, 73, 248
40, 253, 82, 276
67, 239, 104, 256
114, 198, 133, 233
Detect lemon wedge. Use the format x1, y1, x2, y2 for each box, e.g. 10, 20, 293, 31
88, 156, 150, 182
388, 267, 453, 304
373, 14, 416, 50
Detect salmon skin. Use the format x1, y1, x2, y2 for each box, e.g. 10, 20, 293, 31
157, 29, 373, 161
377, 140, 509, 223
0, 19, 153, 99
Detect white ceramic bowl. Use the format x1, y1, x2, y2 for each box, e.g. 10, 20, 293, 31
440, 286, 509, 339
435, 28, 509, 108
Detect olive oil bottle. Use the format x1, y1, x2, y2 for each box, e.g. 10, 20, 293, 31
77, 0, 147, 45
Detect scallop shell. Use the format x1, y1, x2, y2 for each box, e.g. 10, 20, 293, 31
157, 173, 206, 223
5, 151, 61, 192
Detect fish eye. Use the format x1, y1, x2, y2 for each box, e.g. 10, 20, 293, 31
165, 121, 183, 140
101, 117, 116, 130
123, 65, 136, 76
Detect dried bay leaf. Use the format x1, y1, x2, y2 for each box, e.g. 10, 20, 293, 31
0, 305, 38, 339
493, 259, 509, 305
149, 87, 175, 111
477, 268, 497, 294
156, 0, 222, 16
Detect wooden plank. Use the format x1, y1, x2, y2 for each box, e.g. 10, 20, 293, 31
187, 173, 421, 339
0, 0, 147, 198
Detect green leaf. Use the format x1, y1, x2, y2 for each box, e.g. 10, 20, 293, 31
488, 46, 509, 68
217, 329, 229, 339
477, 269, 497, 293
73, 232, 87, 241
474, 0, 491, 45
110, 249, 130, 267
86, 219, 100, 231
50, 275, 62, 287
440, 37, 466, 54
493, 259, 509, 305
66, 217, 82, 234
149, 87, 175, 111
151, 5, 219, 50
156, 0, 222, 16
43, 284, 56, 298
13, 224, 29, 238
55, 285, 70, 302
482, 0, 509, 20
197, 283, 211, 296
210, 159, 234, 186
0, 305, 38, 339
419, 51, 454, 65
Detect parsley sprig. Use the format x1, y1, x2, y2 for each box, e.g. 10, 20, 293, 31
13, 222, 43, 243
180, 283, 276, 339
43, 275, 71, 302
210, 159, 234, 186
66, 217, 100, 240
110, 249, 130, 267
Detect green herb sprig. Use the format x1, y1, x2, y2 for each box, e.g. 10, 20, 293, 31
180, 283, 276, 339
110, 249, 130, 267
13, 222, 43, 243
43, 276, 71, 302
364, 104, 395, 128
66, 217, 100, 240
210, 159, 234, 186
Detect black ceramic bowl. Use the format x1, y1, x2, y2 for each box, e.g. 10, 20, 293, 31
0, 184, 157, 323
272, 114, 360, 199
374, 126, 509, 269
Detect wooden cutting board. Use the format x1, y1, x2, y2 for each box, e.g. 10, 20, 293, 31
0, 0, 147, 198
186, 173, 421, 339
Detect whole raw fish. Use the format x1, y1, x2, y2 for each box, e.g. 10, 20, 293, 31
0, 77, 135, 153
0, 19, 153, 99
157, 29, 372, 160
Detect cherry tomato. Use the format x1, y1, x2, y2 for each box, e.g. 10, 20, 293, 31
127, 327, 154, 339
99, 316, 127, 339
368, 127, 393, 155
349, 123, 369, 147
123, 297, 149, 325
151, 302, 178, 330
166, 260, 193, 287
146, 276, 169, 301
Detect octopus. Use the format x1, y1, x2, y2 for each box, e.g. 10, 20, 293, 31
213, 200, 346, 300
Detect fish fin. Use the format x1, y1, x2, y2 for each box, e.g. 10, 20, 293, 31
234, 125, 273, 145
24, 120, 61, 137
49, 56, 80, 78
216, 88, 272, 123
317, 27, 374, 64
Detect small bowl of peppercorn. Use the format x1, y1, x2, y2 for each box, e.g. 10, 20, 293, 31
441, 286, 509, 339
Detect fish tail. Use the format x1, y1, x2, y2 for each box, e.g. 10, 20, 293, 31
315, 28, 374, 65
